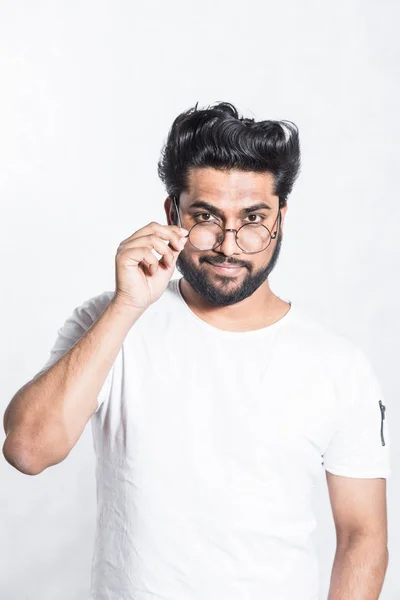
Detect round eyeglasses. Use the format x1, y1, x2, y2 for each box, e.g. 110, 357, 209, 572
172, 195, 281, 254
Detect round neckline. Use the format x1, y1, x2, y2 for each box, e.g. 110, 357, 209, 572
172, 277, 295, 337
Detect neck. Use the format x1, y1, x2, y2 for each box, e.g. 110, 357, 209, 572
179, 278, 290, 333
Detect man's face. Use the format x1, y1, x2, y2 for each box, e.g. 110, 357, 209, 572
165, 167, 287, 307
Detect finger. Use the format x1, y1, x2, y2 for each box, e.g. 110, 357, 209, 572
121, 234, 182, 268
117, 246, 159, 269
121, 222, 188, 247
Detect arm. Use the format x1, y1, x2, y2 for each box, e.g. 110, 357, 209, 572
2, 297, 144, 475
326, 472, 389, 600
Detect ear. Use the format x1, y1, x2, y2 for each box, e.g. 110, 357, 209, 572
279, 204, 288, 228
164, 196, 176, 226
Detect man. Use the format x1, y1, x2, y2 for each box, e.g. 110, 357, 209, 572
3, 102, 391, 599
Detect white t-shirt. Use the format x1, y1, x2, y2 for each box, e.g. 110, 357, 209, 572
35, 278, 392, 600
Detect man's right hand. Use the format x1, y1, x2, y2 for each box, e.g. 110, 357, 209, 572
114, 221, 189, 312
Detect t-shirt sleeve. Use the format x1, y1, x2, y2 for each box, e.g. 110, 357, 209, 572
33, 291, 116, 414
322, 347, 392, 479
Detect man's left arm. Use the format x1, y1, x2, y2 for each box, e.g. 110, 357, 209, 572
326, 473, 389, 600
322, 346, 392, 598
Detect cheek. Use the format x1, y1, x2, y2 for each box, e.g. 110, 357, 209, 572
250, 255, 269, 271
179, 247, 202, 266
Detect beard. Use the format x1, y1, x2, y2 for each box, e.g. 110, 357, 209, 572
175, 228, 283, 308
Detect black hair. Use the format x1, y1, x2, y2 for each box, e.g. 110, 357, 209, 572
157, 101, 301, 213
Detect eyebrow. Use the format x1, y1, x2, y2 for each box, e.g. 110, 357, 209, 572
187, 200, 272, 217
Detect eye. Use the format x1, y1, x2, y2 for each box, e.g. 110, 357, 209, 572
193, 213, 265, 223
193, 213, 214, 222
243, 214, 266, 224
247, 214, 264, 223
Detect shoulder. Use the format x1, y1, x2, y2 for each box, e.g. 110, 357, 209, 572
288, 306, 366, 377
69, 290, 116, 325
83, 290, 115, 312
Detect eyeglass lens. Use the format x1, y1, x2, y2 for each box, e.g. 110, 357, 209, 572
188, 221, 272, 253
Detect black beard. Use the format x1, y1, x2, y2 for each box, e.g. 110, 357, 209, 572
175, 229, 283, 307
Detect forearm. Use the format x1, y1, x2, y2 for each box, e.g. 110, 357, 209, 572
3, 297, 144, 473
327, 536, 389, 600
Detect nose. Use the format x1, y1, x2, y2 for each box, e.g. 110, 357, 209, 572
214, 228, 241, 256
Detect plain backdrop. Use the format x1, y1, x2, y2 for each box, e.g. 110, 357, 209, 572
0, 1, 399, 599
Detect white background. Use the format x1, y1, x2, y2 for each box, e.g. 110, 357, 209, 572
0, 1, 399, 598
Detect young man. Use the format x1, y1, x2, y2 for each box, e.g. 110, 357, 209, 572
3, 102, 391, 600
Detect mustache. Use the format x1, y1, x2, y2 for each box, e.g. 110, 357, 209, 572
203, 258, 248, 268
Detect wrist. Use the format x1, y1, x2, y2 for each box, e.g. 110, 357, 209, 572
109, 295, 146, 321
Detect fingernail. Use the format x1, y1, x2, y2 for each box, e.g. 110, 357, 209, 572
180, 228, 189, 235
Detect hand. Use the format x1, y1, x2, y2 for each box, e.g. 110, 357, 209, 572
113, 221, 189, 312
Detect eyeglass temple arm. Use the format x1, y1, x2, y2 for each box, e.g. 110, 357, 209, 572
172, 195, 184, 229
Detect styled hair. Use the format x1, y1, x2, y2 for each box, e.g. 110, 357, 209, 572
157, 101, 301, 211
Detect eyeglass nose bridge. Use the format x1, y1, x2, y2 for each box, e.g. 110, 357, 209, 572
215, 227, 241, 247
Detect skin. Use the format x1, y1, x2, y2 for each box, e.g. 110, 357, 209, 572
326, 473, 388, 599
164, 167, 290, 332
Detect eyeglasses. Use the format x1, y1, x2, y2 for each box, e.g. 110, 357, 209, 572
172, 195, 281, 254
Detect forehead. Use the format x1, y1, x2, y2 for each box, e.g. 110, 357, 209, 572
182, 168, 276, 205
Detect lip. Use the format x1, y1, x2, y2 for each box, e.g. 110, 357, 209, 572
207, 262, 244, 275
